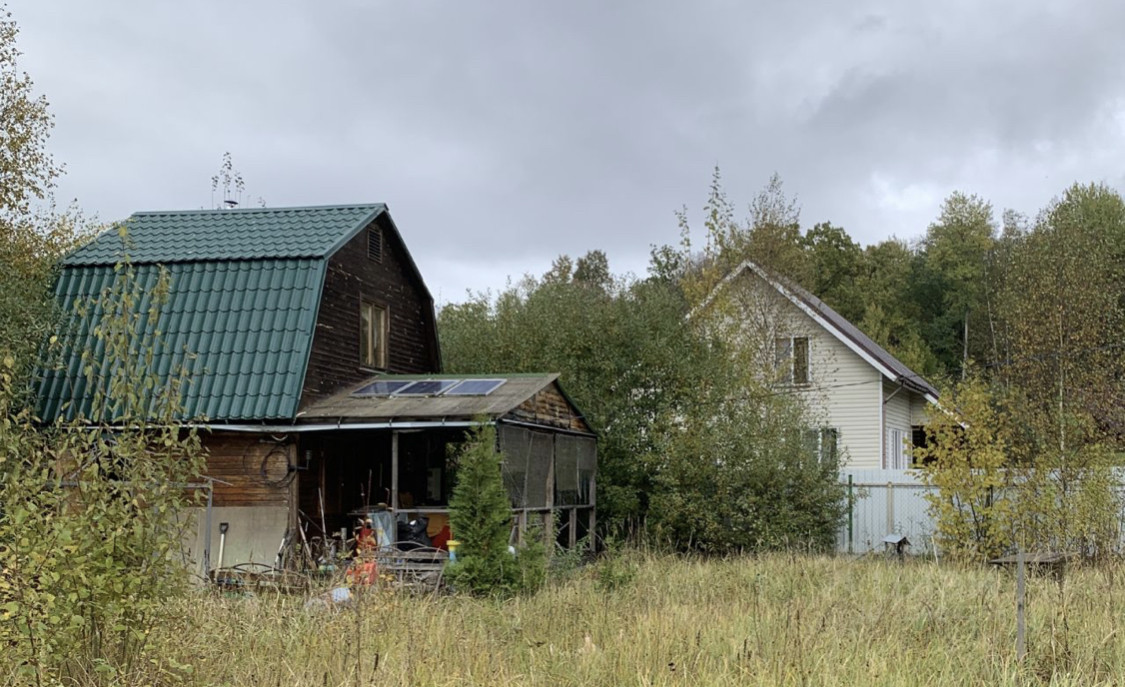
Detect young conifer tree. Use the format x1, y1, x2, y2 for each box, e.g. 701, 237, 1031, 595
446, 423, 518, 595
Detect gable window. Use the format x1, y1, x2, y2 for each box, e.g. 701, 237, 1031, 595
360, 300, 387, 368
367, 227, 382, 262
802, 427, 839, 464
774, 336, 810, 385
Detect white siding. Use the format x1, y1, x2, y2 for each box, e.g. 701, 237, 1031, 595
909, 392, 931, 426
763, 282, 883, 469
883, 381, 912, 468
727, 270, 937, 470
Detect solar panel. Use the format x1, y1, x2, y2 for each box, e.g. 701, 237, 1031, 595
352, 380, 413, 396
445, 379, 506, 396
396, 379, 460, 396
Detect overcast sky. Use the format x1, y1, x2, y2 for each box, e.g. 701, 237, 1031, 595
10, 1, 1125, 305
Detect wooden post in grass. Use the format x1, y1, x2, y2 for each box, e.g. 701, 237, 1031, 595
1017, 548, 1027, 663
847, 474, 854, 554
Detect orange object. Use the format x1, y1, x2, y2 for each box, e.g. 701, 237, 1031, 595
431, 525, 452, 550
356, 525, 377, 555
426, 512, 450, 538
346, 560, 378, 586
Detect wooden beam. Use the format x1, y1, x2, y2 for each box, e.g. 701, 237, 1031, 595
589, 471, 597, 552
287, 440, 299, 531
391, 430, 400, 511
568, 508, 577, 548
543, 437, 555, 553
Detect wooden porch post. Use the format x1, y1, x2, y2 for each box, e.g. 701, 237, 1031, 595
287, 439, 299, 531
391, 430, 400, 511
543, 438, 555, 553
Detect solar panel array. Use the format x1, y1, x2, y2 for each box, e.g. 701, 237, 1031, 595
352, 378, 507, 398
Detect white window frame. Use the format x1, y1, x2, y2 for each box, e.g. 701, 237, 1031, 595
887, 428, 908, 470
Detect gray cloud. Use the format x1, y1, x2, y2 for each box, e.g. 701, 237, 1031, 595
10, 0, 1125, 302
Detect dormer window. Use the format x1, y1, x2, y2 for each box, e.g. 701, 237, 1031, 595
360, 300, 387, 368
775, 336, 810, 385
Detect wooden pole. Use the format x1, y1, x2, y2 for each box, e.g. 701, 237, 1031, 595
318, 488, 328, 541
203, 481, 214, 577
543, 438, 555, 554
588, 468, 597, 552
391, 431, 400, 511
1017, 548, 1027, 663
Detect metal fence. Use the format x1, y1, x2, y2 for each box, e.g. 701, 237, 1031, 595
837, 469, 937, 555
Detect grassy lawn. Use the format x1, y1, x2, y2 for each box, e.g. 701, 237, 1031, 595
69, 553, 1125, 685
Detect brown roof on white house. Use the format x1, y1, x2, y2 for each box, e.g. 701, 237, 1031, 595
724, 261, 940, 400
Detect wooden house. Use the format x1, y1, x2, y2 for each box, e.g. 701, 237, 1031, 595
36, 204, 595, 573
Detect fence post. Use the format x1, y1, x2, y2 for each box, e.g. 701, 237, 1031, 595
847, 474, 854, 554
886, 480, 895, 535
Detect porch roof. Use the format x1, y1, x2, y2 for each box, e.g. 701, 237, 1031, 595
297, 373, 565, 424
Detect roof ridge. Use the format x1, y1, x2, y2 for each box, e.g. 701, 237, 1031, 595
131, 202, 386, 217
63, 203, 389, 266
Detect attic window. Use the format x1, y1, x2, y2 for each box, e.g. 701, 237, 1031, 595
775, 336, 810, 385
360, 300, 387, 369
367, 227, 382, 262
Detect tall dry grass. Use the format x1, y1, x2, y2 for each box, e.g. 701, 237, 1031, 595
19, 552, 1125, 685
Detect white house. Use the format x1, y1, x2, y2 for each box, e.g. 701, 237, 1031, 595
709, 260, 940, 470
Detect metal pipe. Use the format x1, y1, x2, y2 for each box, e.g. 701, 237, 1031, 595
497, 418, 597, 438
216, 522, 229, 573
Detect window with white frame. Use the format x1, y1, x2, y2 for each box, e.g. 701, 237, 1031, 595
887, 428, 908, 470
774, 335, 810, 385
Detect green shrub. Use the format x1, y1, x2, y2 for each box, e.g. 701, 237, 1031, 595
0, 252, 206, 684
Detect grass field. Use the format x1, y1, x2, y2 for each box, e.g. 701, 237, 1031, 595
27, 552, 1125, 686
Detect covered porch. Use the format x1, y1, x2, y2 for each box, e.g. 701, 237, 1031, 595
294, 373, 597, 555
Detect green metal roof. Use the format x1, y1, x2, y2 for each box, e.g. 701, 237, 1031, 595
37, 259, 326, 422
35, 202, 444, 423
64, 204, 386, 266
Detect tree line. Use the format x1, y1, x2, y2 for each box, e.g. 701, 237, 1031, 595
439, 168, 1125, 557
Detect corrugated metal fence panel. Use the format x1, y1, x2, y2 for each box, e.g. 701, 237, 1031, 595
836, 468, 1125, 555
838, 469, 936, 554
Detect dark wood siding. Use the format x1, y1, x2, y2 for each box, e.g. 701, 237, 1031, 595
201, 432, 293, 507
506, 382, 592, 433
301, 215, 440, 404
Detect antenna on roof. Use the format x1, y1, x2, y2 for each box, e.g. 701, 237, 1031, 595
210, 151, 246, 210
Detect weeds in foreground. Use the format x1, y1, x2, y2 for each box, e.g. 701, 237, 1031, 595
6, 552, 1121, 686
